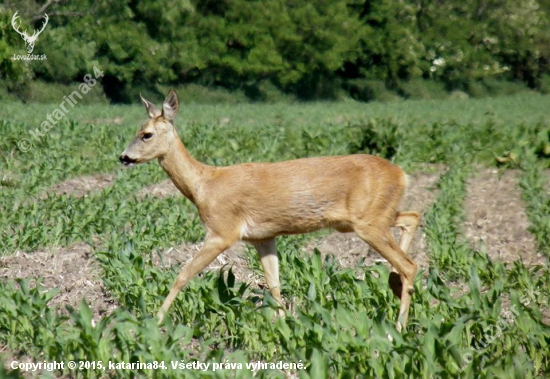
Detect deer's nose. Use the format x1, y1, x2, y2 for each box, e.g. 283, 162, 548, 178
119, 154, 136, 165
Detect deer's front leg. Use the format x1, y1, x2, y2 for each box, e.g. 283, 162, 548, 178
157, 236, 233, 323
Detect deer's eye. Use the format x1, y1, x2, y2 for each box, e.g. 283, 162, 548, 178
142, 132, 153, 141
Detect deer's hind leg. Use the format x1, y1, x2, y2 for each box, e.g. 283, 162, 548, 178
394, 211, 420, 255
250, 238, 285, 316
354, 223, 417, 331
389, 211, 420, 298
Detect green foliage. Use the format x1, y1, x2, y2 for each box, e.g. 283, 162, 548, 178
480, 79, 534, 97
1, 246, 548, 377
398, 78, 448, 100
348, 0, 426, 82
423, 161, 474, 278
464, 78, 534, 99
157, 84, 249, 104
1, 1, 550, 102
25, 80, 108, 104
1, 95, 550, 377
185, 0, 363, 99
519, 149, 550, 256
539, 74, 550, 94
348, 118, 403, 160
343, 79, 400, 102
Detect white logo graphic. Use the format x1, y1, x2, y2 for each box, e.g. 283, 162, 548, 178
12, 11, 48, 54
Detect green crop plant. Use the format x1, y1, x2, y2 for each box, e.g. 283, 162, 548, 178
1, 94, 549, 377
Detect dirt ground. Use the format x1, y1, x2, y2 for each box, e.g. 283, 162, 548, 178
137, 179, 179, 198
1, 165, 547, 321
463, 168, 544, 265
0, 242, 117, 322
150, 241, 262, 288
47, 174, 115, 198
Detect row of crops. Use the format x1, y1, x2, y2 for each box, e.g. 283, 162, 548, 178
0, 94, 549, 377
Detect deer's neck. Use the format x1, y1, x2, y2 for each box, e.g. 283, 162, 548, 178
158, 137, 209, 204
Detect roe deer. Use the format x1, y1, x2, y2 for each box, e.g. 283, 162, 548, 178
119, 90, 419, 331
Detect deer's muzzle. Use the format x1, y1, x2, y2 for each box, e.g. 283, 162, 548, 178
119, 154, 137, 166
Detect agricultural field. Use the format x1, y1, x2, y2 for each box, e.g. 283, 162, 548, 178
0, 93, 549, 378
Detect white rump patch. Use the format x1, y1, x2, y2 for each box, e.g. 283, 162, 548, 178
240, 223, 249, 239
239, 217, 255, 239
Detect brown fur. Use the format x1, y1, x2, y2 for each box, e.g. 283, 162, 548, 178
120, 90, 420, 331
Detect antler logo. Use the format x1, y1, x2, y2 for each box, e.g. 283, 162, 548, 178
11, 11, 49, 54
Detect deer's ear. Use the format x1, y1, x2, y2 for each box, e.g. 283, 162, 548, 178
162, 90, 179, 121
140, 94, 161, 118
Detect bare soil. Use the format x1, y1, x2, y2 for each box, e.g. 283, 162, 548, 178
137, 179, 179, 198
46, 173, 115, 198
463, 168, 544, 265
0, 242, 117, 323
151, 241, 262, 288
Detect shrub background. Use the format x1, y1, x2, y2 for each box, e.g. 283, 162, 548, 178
1, 0, 549, 103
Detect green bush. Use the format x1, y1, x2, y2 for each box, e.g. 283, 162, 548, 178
448, 90, 469, 101
466, 79, 535, 98
2, 1, 550, 102
466, 80, 490, 98
398, 79, 448, 100
343, 79, 400, 102
538, 74, 550, 94
244, 80, 296, 103
157, 84, 249, 104
0, 80, 21, 102
481, 79, 534, 97
28, 81, 109, 105
3, 80, 109, 104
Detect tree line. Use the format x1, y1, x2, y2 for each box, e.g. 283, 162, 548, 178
1, 0, 549, 103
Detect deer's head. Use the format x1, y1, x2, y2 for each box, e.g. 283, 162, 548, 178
119, 90, 180, 166
12, 11, 48, 54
